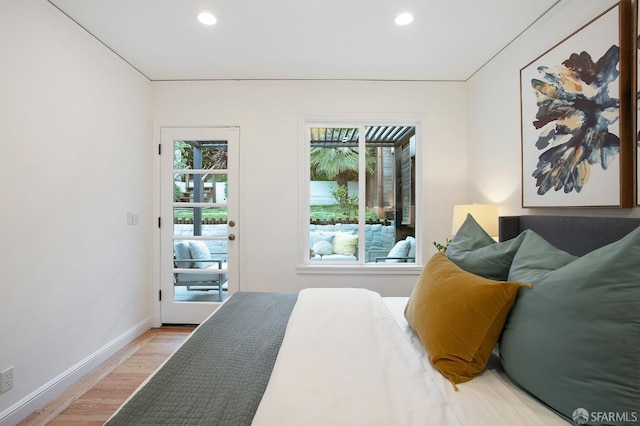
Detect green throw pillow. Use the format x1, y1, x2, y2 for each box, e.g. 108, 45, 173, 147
506, 230, 577, 282
446, 214, 525, 280
500, 227, 640, 423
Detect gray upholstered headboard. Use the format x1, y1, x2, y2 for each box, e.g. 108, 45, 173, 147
499, 215, 640, 256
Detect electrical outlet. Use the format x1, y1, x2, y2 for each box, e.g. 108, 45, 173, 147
1, 367, 14, 393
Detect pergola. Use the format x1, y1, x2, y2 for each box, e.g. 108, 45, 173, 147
309, 125, 415, 147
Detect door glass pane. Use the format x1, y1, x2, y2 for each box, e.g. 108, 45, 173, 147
173, 173, 227, 204
173, 239, 227, 271
173, 139, 228, 303
364, 126, 416, 264
173, 207, 228, 238
309, 127, 360, 262
172, 238, 228, 303
174, 140, 228, 170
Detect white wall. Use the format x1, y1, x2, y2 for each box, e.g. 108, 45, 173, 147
152, 80, 468, 297
9, 0, 640, 422
0, 0, 152, 421
310, 181, 358, 205
467, 0, 639, 219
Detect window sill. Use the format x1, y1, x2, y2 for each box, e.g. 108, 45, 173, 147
297, 263, 423, 275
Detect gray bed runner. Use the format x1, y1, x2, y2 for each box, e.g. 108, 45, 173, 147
106, 291, 298, 425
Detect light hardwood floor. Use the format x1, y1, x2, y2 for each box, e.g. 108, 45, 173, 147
19, 326, 195, 426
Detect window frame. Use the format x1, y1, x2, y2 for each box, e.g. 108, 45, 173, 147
297, 115, 425, 275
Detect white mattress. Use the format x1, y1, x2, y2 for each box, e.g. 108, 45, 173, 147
383, 297, 569, 426
252, 288, 461, 425
252, 289, 569, 426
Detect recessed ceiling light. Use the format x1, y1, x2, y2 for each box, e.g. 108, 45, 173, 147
394, 13, 413, 26
198, 12, 217, 26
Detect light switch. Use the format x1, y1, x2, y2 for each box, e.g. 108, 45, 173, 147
127, 212, 139, 225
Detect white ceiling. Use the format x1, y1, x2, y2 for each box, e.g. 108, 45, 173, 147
47, 0, 561, 82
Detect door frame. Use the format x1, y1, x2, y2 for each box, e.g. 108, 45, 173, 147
151, 121, 241, 327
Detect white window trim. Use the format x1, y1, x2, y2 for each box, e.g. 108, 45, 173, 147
297, 114, 425, 275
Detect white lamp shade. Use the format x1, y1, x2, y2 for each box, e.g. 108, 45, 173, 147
452, 204, 499, 237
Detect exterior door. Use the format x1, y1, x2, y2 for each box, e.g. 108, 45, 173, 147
160, 127, 239, 324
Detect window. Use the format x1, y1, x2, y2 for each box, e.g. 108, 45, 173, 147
304, 121, 419, 267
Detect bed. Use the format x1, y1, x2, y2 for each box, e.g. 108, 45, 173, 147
107, 215, 640, 426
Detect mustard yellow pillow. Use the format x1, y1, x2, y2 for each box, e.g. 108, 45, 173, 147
332, 232, 358, 256
404, 253, 528, 386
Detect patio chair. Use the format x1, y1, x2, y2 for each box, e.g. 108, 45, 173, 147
374, 236, 416, 263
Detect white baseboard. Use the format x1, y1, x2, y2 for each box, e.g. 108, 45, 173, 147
0, 318, 152, 426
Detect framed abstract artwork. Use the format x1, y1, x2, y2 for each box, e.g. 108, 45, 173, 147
520, 1, 634, 208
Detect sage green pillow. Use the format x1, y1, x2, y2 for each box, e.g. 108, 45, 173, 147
506, 230, 577, 282
446, 214, 525, 280
500, 227, 640, 423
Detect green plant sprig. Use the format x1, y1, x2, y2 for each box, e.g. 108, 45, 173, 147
432, 237, 452, 253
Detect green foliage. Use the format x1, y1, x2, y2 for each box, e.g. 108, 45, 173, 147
309, 147, 376, 185
330, 185, 358, 218
432, 238, 452, 253
174, 140, 228, 171
310, 147, 359, 181
309, 205, 378, 222
174, 208, 228, 221
174, 183, 183, 201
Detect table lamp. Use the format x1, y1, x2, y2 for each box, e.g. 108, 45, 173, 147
451, 204, 498, 238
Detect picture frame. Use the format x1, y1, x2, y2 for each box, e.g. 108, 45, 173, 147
520, 1, 634, 208
636, 0, 640, 205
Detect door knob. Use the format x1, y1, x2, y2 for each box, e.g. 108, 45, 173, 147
228, 234, 236, 241
228, 220, 236, 227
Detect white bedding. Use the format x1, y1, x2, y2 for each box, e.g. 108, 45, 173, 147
252, 289, 569, 426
